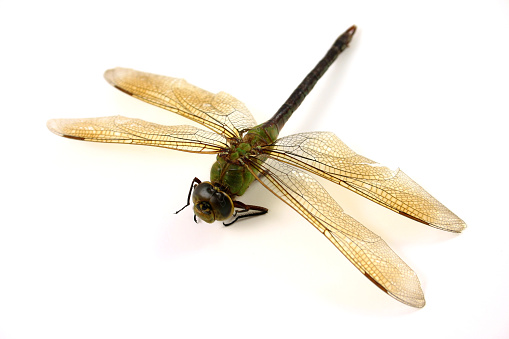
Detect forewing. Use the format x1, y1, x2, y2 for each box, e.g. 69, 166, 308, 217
47, 116, 228, 153
104, 68, 258, 139
265, 132, 466, 232
247, 158, 425, 308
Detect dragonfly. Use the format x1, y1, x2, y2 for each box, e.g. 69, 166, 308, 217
47, 25, 466, 308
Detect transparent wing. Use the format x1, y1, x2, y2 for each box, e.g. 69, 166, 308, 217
247, 158, 425, 308
47, 116, 228, 153
264, 132, 466, 232
104, 68, 258, 139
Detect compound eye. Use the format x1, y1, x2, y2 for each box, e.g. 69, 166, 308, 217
193, 201, 215, 223
209, 191, 234, 221
192, 182, 216, 205
192, 182, 215, 223
191, 182, 233, 223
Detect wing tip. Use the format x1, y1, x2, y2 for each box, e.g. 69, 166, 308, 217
398, 211, 467, 233
430, 219, 467, 233
46, 119, 63, 136
364, 272, 426, 308
451, 220, 467, 233
103, 68, 115, 84
103, 68, 134, 96
388, 291, 426, 308
47, 119, 86, 140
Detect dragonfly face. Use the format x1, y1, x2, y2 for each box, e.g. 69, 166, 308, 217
192, 181, 234, 223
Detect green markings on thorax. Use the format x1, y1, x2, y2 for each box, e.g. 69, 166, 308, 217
209, 123, 279, 197
210, 155, 255, 196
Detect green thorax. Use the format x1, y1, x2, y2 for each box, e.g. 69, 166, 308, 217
209, 123, 279, 197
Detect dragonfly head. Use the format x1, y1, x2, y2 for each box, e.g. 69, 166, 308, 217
192, 182, 234, 223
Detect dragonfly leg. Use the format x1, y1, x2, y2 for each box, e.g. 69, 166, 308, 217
175, 177, 202, 214
223, 201, 268, 226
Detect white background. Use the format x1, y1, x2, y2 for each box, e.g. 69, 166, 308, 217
1, 1, 508, 338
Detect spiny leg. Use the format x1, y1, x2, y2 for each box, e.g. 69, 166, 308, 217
223, 201, 268, 226
175, 177, 202, 214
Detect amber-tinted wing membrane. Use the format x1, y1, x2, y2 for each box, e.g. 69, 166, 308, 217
47, 116, 228, 153
247, 158, 425, 308
264, 132, 466, 232
104, 68, 258, 139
